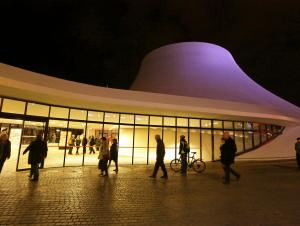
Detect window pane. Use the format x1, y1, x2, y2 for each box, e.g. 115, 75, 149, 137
234, 122, 244, 130
65, 121, 86, 166
190, 119, 200, 128
190, 129, 200, 159
213, 130, 224, 160
134, 126, 148, 164
84, 123, 103, 166
201, 129, 212, 161
163, 127, 176, 162
235, 131, 244, 152
223, 121, 233, 129
150, 116, 162, 126
104, 113, 119, 123
2, 99, 26, 114
245, 131, 253, 150
244, 122, 253, 130
135, 115, 148, 125
120, 114, 134, 124
177, 118, 188, 127
201, 120, 212, 128
70, 109, 87, 120
213, 120, 223, 129
46, 120, 68, 168
254, 131, 261, 147
119, 125, 133, 164
164, 117, 175, 126
149, 127, 162, 164
50, 106, 69, 119
88, 111, 103, 122
253, 123, 260, 130
26, 103, 49, 117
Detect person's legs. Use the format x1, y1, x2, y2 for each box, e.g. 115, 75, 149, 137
31, 164, 39, 180
223, 164, 230, 183
114, 159, 118, 172
229, 166, 240, 179
103, 159, 108, 176
83, 146, 86, 154
296, 153, 300, 168
181, 154, 187, 173
76, 147, 79, 154
150, 161, 159, 177
0, 158, 6, 174
160, 161, 168, 178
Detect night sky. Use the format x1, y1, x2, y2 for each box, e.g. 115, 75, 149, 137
1, 0, 300, 107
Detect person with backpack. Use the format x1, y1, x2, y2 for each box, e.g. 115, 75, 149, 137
179, 135, 189, 174
220, 132, 240, 184
23, 134, 48, 181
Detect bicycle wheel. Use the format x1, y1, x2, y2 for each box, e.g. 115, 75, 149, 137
170, 159, 182, 172
192, 159, 206, 173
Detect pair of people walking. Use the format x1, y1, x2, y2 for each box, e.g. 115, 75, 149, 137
98, 137, 118, 177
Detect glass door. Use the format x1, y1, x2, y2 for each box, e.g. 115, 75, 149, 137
17, 120, 48, 170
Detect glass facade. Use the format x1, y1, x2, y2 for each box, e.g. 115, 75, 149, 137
0, 96, 284, 171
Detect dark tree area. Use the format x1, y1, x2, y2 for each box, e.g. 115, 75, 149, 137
1, 0, 300, 106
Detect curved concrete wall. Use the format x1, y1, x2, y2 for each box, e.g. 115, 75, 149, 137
131, 42, 300, 120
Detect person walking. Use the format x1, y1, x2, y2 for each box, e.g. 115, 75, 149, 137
23, 134, 48, 181
75, 135, 81, 155
179, 135, 189, 174
149, 135, 168, 179
0, 133, 11, 174
95, 136, 101, 152
295, 137, 300, 169
108, 138, 118, 173
89, 136, 95, 154
220, 132, 240, 184
68, 135, 75, 155
98, 137, 109, 177
82, 136, 87, 154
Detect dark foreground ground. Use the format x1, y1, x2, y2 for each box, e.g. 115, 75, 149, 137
0, 160, 300, 226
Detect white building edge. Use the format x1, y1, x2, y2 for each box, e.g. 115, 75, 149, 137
0, 42, 299, 162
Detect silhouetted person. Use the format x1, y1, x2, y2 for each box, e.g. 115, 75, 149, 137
179, 135, 189, 174
220, 132, 240, 184
23, 134, 48, 181
75, 135, 81, 155
82, 137, 88, 154
95, 136, 101, 151
108, 138, 118, 173
295, 137, 300, 169
89, 136, 95, 154
149, 135, 168, 179
68, 135, 75, 155
98, 137, 109, 177
0, 133, 11, 174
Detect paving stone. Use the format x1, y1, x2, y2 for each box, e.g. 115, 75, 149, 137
0, 160, 300, 225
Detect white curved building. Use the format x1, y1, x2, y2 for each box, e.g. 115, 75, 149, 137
0, 42, 299, 172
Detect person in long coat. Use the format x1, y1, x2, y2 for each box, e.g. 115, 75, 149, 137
89, 136, 96, 154
220, 132, 240, 184
149, 135, 168, 179
295, 137, 300, 169
82, 137, 88, 154
98, 137, 109, 177
0, 133, 11, 174
179, 135, 189, 174
23, 134, 48, 181
108, 138, 118, 173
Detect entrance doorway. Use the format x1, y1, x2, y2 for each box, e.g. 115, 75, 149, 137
0, 117, 48, 173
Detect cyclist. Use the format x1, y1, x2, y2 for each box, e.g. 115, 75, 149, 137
179, 135, 190, 174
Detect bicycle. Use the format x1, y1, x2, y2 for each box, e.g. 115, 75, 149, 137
170, 152, 206, 173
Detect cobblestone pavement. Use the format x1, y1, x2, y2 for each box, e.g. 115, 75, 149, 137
0, 160, 300, 226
